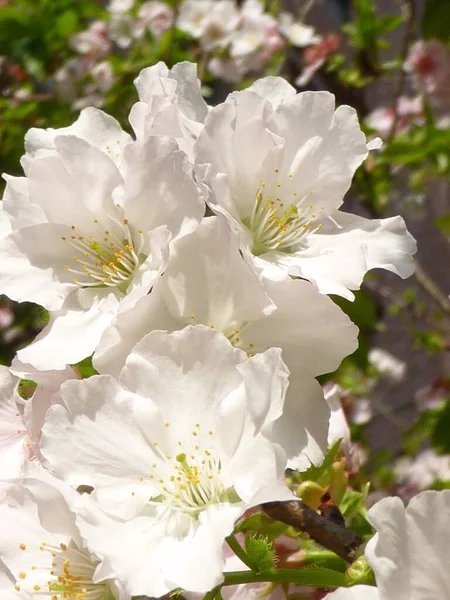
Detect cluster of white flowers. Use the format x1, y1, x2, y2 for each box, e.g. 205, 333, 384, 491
55, 0, 322, 105
177, 0, 319, 82
1, 60, 439, 600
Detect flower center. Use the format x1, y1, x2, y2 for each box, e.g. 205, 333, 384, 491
142, 424, 240, 517
243, 184, 323, 256
61, 218, 146, 292
16, 541, 113, 600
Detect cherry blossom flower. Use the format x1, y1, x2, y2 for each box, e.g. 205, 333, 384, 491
0, 108, 204, 370
94, 217, 359, 467
365, 96, 423, 139
135, 1, 175, 39
230, 0, 281, 60
404, 40, 450, 110
295, 34, 340, 86
368, 347, 406, 382
0, 473, 128, 600
129, 61, 209, 158
278, 13, 320, 48
70, 21, 111, 60
109, 13, 135, 49
195, 78, 416, 299
394, 449, 450, 491
177, 0, 240, 51
40, 325, 300, 595
94, 217, 357, 378
107, 0, 135, 13
326, 490, 450, 599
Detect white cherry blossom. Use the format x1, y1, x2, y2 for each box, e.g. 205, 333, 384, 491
94, 217, 359, 467
39, 326, 308, 594
129, 61, 209, 158
326, 490, 450, 600
0, 473, 128, 600
278, 13, 321, 47
177, 0, 240, 51
94, 216, 358, 379
0, 108, 204, 370
135, 1, 175, 39
195, 78, 416, 298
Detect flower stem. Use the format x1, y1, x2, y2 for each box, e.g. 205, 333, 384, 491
225, 534, 255, 571
222, 568, 350, 588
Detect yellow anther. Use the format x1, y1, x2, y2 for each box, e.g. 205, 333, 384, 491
18, 572, 26, 580
19, 543, 26, 550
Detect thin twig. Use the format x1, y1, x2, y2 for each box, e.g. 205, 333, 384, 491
387, 0, 415, 142
413, 262, 450, 316
261, 501, 363, 563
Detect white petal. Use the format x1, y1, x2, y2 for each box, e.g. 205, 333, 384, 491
120, 136, 204, 240
324, 586, 380, 600
270, 368, 330, 470
25, 107, 131, 159
0, 366, 28, 479
158, 504, 244, 593
162, 216, 275, 328
271, 93, 369, 213
242, 276, 359, 376
195, 92, 281, 220
297, 211, 417, 297
2, 175, 46, 230
237, 348, 289, 433
17, 293, 119, 370
0, 224, 76, 310
94, 287, 179, 375
40, 374, 163, 517
76, 499, 170, 597
366, 491, 450, 600
246, 76, 296, 109
120, 326, 246, 426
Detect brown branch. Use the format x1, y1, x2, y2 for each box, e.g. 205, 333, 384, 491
261, 500, 363, 563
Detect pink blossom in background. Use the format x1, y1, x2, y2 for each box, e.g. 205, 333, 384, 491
404, 39, 450, 109
366, 96, 423, 138
296, 33, 340, 86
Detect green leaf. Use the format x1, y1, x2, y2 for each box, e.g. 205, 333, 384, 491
434, 214, 450, 236
73, 356, 98, 379
300, 439, 342, 485
422, 0, 450, 41
55, 10, 78, 37
431, 400, 450, 454
412, 328, 446, 353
